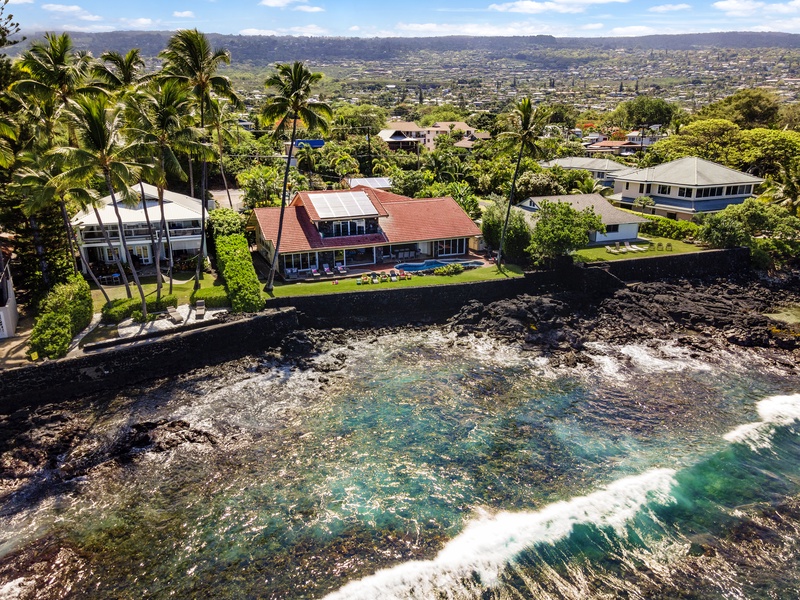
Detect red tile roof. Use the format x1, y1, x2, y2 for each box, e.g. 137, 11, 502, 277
380, 197, 481, 243
253, 190, 480, 254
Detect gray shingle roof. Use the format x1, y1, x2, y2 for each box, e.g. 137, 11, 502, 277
519, 194, 649, 227
540, 157, 629, 173
614, 156, 763, 186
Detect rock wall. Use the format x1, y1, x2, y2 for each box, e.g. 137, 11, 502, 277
602, 247, 751, 282
0, 308, 298, 414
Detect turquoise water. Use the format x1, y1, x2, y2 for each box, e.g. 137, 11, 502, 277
1, 332, 799, 599
394, 259, 485, 271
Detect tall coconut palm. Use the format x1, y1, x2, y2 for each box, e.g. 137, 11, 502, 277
12, 151, 110, 302
496, 98, 552, 268
160, 29, 242, 288
124, 79, 211, 298
12, 32, 104, 146
207, 97, 243, 209
93, 48, 149, 92
262, 61, 332, 291
54, 94, 150, 315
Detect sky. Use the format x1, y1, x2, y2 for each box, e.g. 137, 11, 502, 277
8, 0, 800, 38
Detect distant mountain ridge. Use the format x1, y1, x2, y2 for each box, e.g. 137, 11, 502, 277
9, 30, 800, 64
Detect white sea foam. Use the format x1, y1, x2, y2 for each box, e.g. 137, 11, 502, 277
724, 394, 800, 450
323, 469, 677, 600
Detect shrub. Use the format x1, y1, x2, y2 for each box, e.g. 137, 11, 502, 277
29, 312, 73, 359
101, 294, 178, 324
637, 213, 701, 240
215, 234, 263, 313
29, 275, 94, 359
191, 286, 230, 308
434, 263, 465, 276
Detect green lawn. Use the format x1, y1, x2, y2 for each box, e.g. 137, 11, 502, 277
90, 272, 222, 312
264, 264, 524, 298
574, 236, 706, 263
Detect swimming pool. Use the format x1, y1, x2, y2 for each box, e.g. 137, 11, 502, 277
394, 259, 485, 272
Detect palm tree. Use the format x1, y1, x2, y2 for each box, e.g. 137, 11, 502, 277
761, 160, 800, 216
262, 61, 332, 291
54, 94, 149, 316
570, 176, 610, 196
93, 48, 149, 92
496, 98, 552, 268
12, 32, 103, 146
12, 151, 110, 303
124, 79, 210, 297
160, 29, 242, 288
294, 142, 317, 178
206, 97, 243, 209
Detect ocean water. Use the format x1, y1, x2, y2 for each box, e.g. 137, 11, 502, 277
1, 330, 799, 599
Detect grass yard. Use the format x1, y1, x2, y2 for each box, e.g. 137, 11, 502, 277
574, 236, 706, 263
90, 272, 222, 312
264, 264, 524, 298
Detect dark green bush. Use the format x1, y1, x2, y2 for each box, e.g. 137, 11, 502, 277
434, 263, 465, 276
215, 234, 263, 313
29, 275, 94, 359
191, 286, 230, 308
637, 213, 701, 240
29, 312, 73, 359
101, 294, 178, 324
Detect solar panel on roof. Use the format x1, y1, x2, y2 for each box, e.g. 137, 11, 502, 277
308, 191, 378, 219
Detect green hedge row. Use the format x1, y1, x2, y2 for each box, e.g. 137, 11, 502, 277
215, 234, 263, 313
101, 294, 178, 324
637, 213, 701, 240
190, 286, 230, 308
29, 275, 93, 359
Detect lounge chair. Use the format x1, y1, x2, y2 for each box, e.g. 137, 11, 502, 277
195, 299, 206, 319
380, 272, 389, 283
625, 242, 644, 252
323, 263, 333, 276
656, 242, 664, 251
311, 267, 321, 277
335, 262, 348, 274
605, 246, 619, 255
167, 306, 183, 324
389, 270, 398, 282
398, 269, 408, 279
361, 274, 370, 285
665, 242, 673, 251
370, 272, 379, 284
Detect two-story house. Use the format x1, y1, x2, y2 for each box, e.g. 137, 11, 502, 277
71, 183, 204, 273
610, 157, 764, 220
378, 122, 425, 151
249, 186, 481, 278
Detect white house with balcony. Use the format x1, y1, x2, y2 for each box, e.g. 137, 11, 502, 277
610, 157, 764, 220
71, 183, 204, 273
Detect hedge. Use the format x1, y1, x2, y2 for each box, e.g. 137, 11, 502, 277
101, 294, 178, 324
215, 234, 263, 313
637, 213, 701, 240
191, 286, 230, 308
29, 275, 93, 359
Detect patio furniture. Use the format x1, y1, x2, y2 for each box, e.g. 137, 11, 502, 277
370, 272, 379, 284
335, 262, 347, 274
311, 267, 321, 277
361, 274, 371, 285
167, 306, 183, 324
398, 269, 408, 279
665, 242, 673, 251
380, 272, 389, 283
389, 270, 398, 282
605, 246, 619, 255
323, 263, 333, 276
656, 242, 664, 251
195, 300, 206, 319
626, 242, 645, 252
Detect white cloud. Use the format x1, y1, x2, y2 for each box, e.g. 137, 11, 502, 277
173, 11, 195, 18
609, 25, 658, 35
489, 0, 628, 13
294, 5, 324, 12
239, 24, 327, 36
42, 4, 83, 12
395, 20, 573, 36
122, 17, 154, 27
649, 3, 691, 12
712, 0, 764, 17
259, 0, 301, 6
79, 14, 103, 21
349, 25, 360, 31
580, 22, 604, 29
240, 28, 279, 35
7, 0, 34, 4
57, 23, 114, 32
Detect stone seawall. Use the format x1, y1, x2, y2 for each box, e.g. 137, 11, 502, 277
0, 308, 298, 414
0, 248, 752, 412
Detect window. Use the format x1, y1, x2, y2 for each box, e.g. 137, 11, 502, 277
625, 182, 630, 190
696, 187, 723, 198
606, 224, 620, 233
666, 212, 677, 220
437, 238, 466, 256
639, 183, 644, 193
726, 184, 753, 196
677, 187, 693, 198
597, 172, 605, 179
657, 184, 670, 195
331, 219, 366, 237
646, 184, 652, 194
